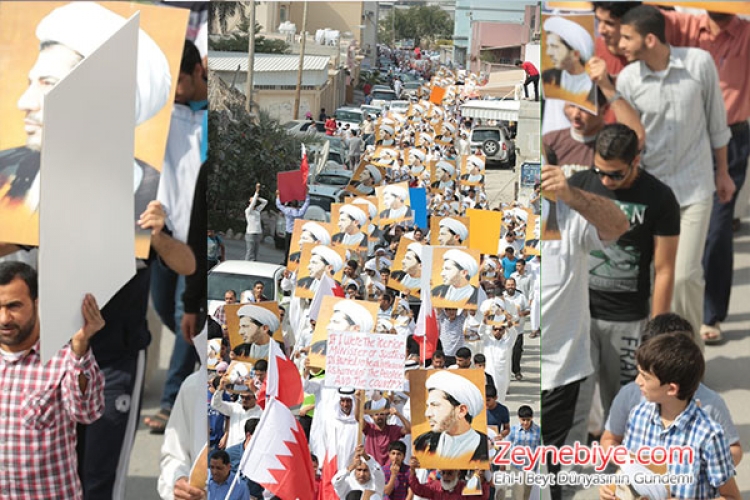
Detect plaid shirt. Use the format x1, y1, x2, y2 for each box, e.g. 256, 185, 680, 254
383, 461, 410, 500
0, 342, 105, 499
624, 399, 735, 499
507, 422, 541, 470
212, 304, 227, 326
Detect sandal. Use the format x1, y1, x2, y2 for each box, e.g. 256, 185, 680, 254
143, 409, 171, 434
700, 324, 723, 345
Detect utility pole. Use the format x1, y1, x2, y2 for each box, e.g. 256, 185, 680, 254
293, 1, 309, 120
246, 0, 256, 115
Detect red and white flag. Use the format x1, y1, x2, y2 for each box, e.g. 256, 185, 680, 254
413, 245, 439, 362
309, 272, 345, 322
238, 398, 316, 500
256, 340, 304, 410
301, 144, 310, 185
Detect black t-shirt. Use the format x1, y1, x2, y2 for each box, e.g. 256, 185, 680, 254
569, 168, 680, 321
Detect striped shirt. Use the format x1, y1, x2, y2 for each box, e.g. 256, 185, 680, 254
0, 342, 105, 499
624, 399, 735, 499
507, 422, 541, 470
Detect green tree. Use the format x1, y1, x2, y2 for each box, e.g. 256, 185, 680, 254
209, 2, 248, 34
380, 6, 452, 48
208, 105, 308, 233
209, 22, 289, 54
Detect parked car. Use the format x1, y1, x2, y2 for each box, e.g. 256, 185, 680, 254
284, 120, 326, 137
401, 81, 422, 99
360, 104, 383, 119
370, 89, 398, 109
389, 100, 411, 115
207, 261, 285, 316
469, 125, 516, 168
334, 107, 364, 131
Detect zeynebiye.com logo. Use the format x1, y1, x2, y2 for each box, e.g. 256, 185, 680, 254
492, 442, 694, 472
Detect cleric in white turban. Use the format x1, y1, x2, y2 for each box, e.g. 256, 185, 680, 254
432, 249, 480, 305
288, 221, 332, 265
380, 184, 413, 222
431, 160, 456, 191
414, 370, 488, 461
0, 1, 171, 215
352, 164, 382, 196
298, 245, 344, 293
542, 15, 596, 106
437, 217, 469, 246
333, 204, 368, 248
391, 241, 423, 291
236, 304, 281, 359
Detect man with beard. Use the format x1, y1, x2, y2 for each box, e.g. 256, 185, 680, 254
432, 249, 479, 306
391, 241, 423, 291
351, 164, 382, 196
379, 185, 413, 223
288, 221, 331, 267
332, 204, 368, 249
436, 218, 468, 247
297, 245, 344, 293
234, 303, 280, 360
0, 262, 105, 500
332, 445, 386, 499
542, 16, 596, 106
211, 375, 262, 449
408, 462, 489, 500
414, 370, 489, 462
431, 161, 456, 191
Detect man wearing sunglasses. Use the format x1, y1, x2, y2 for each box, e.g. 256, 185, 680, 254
567, 123, 679, 448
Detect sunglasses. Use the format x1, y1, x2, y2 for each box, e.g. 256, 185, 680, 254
589, 165, 631, 181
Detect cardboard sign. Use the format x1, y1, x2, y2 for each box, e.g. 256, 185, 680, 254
224, 302, 284, 363
430, 246, 482, 310
324, 332, 406, 391
295, 244, 346, 300
467, 209, 503, 255
277, 170, 307, 203
376, 181, 413, 227
287, 219, 333, 271
388, 237, 423, 297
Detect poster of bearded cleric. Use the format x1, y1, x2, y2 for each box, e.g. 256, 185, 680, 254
295, 244, 347, 299
287, 219, 333, 272
411, 369, 490, 470
224, 302, 285, 364
431, 246, 482, 310
0, 2, 188, 257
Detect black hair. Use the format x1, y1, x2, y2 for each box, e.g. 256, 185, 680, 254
388, 440, 407, 454
474, 353, 486, 364
593, 2, 642, 19
254, 280, 264, 288
253, 359, 268, 371
518, 405, 533, 418
0, 262, 38, 300
621, 5, 666, 44
347, 259, 359, 271
346, 492, 363, 500
455, 347, 472, 359
514, 59, 523, 66
595, 123, 640, 164
180, 39, 202, 75
642, 313, 694, 341
433, 350, 445, 359
485, 385, 498, 398
244, 418, 260, 435
636, 332, 703, 400
210, 449, 230, 464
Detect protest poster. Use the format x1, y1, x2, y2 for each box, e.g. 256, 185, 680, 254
430, 159, 458, 193
430, 216, 470, 247
346, 162, 383, 197
430, 246, 482, 310
411, 369, 490, 470
287, 219, 333, 271
460, 154, 487, 187
331, 202, 369, 250
295, 244, 346, 300
389, 237, 423, 297
376, 181, 413, 227
467, 208, 503, 255
323, 332, 406, 391
541, 12, 597, 114
277, 170, 306, 203
308, 296, 380, 369
525, 214, 541, 256
0, 1, 188, 256
224, 302, 284, 363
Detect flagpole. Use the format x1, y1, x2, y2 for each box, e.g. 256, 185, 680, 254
223, 471, 242, 500
229, 397, 277, 500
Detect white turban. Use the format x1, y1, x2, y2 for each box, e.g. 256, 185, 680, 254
384, 185, 408, 202
229, 363, 250, 385
436, 160, 456, 177
333, 300, 374, 333
312, 246, 344, 273
364, 164, 383, 184
421, 133, 434, 144
377, 148, 398, 162
364, 259, 378, 272
412, 104, 424, 115
467, 155, 486, 171
380, 124, 395, 136
409, 149, 426, 162
426, 370, 484, 417
340, 204, 367, 226
440, 218, 469, 242
302, 221, 331, 245
444, 249, 479, 278
544, 16, 594, 63
37, 2, 171, 125
237, 304, 280, 332
353, 198, 377, 219
377, 318, 393, 332
442, 122, 456, 134
406, 242, 423, 262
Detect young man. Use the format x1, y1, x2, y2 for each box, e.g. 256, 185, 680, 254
599, 333, 739, 500
383, 441, 410, 500
362, 402, 411, 466
244, 183, 268, 261
567, 124, 680, 439
507, 406, 541, 500
515, 59, 540, 101
485, 385, 510, 439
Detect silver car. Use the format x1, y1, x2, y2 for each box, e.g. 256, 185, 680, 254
469, 125, 516, 168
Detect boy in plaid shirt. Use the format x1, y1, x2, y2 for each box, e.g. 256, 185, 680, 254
507, 405, 541, 500
600, 333, 739, 500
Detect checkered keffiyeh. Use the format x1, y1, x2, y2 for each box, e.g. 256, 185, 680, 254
624, 399, 735, 499
0, 342, 105, 499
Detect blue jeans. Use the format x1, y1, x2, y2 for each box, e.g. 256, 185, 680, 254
703, 122, 750, 325
150, 258, 198, 411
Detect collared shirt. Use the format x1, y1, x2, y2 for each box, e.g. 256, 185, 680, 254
276, 195, 311, 233
507, 422, 541, 470
0, 342, 105, 499
624, 399, 735, 499
384, 462, 410, 500
208, 471, 249, 500
664, 11, 750, 125
616, 46, 731, 207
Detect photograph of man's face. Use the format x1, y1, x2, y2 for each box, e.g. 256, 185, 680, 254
545, 32, 576, 71
402, 250, 420, 274
337, 212, 357, 234
328, 309, 356, 332
238, 316, 262, 344
437, 225, 456, 246
440, 259, 465, 286
425, 389, 461, 433
307, 254, 328, 280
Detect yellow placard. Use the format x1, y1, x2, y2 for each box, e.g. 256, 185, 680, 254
467, 208, 503, 255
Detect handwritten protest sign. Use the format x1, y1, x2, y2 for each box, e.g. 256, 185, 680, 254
324, 332, 406, 391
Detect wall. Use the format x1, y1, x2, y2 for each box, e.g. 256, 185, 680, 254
289, 1, 364, 45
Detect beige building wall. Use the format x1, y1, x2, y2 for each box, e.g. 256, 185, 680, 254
256, 89, 322, 124
289, 2, 364, 44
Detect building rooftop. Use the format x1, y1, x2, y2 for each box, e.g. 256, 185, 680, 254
208, 51, 330, 72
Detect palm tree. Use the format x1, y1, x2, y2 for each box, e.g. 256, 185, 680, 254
209, 1, 249, 34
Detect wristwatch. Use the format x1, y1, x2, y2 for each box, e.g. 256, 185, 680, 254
607, 91, 623, 104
